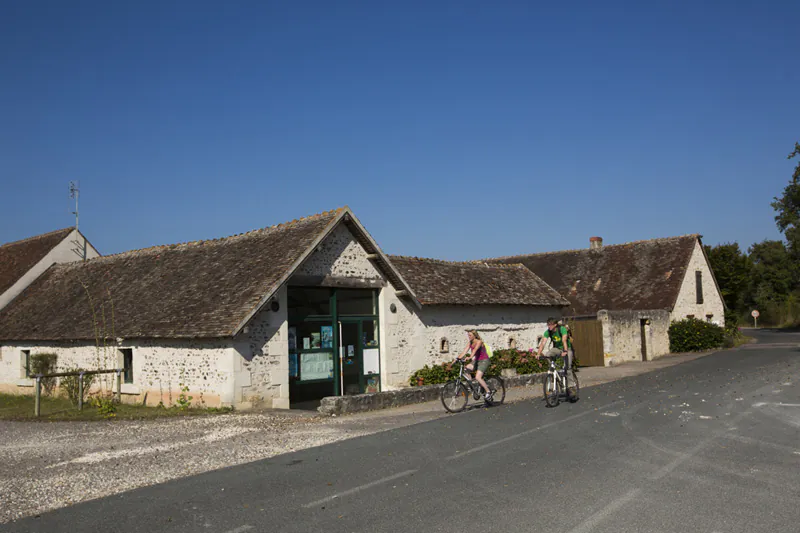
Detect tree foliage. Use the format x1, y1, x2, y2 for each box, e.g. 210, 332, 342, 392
703, 142, 800, 327
771, 142, 800, 259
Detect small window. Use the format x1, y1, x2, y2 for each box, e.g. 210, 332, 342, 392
706, 313, 713, 322
440, 338, 449, 353
508, 338, 517, 350
119, 349, 133, 384
695, 271, 704, 304
686, 314, 695, 319
21, 350, 30, 378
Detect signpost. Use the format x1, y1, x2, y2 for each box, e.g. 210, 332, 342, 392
751, 309, 760, 328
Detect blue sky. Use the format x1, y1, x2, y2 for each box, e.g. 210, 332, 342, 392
1, 1, 798, 259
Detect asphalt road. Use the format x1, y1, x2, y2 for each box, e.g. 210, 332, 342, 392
6, 328, 800, 533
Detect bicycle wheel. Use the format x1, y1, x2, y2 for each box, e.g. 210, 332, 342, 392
566, 370, 579, 403
543, 373, 560, 407
484, 376, 506, 405
441, 381, 469, 413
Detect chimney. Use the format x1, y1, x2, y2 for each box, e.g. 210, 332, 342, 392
590, 236, 603, 250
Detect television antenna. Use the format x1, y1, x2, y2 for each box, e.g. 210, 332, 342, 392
69, 181, 79, 230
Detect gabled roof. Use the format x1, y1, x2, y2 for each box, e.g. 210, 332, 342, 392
0, 208, 418, 341
488, 235, 701, 316
0, 228, 75, 296
388, 256, 569, 307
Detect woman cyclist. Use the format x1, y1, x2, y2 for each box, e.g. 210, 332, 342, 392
457, 330, 493, 401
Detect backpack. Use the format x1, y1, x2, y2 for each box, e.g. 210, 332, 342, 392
547, 324, 572, 348
483, 341, 494, 359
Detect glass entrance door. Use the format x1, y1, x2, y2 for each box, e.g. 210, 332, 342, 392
339, 320, 362, 395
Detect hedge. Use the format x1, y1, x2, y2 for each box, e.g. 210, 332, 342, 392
409, 349, 579, 386
668, 317, 726, 352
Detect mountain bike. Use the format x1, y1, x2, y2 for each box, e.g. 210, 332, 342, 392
542, 355, 579, 407
440, 359, 506, 413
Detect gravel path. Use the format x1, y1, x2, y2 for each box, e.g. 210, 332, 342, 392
0, 411, 382, 524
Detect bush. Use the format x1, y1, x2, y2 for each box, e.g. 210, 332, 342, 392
91, 394, 117, 418
60, 368, 97, 406
29, 353, 58, 396
669, 318, 726, 353
409, 349, 579, 386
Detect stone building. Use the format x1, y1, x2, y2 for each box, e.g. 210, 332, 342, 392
0, 228, 99, 311
489, 235, 725, 366
0, 208, 565, 408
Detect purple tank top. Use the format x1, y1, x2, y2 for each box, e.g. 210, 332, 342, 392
473, 343, 489, 361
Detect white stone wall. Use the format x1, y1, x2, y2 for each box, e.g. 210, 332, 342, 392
598, 310, 670, 366
381, 299, 557, 387
379, 288, 424, 390
0, 339, 236, 407
233, 285, 289, 409
672, 241, 725, 326
0, 230, 101, 310
296, 222, 383, 280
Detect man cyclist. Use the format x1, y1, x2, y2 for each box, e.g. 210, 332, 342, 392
535, 318, 574, 378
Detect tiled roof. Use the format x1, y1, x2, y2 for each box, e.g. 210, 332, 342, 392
488, 235, 700, 315
0, 211, 346, 341
0, 228, 74, 296
388, 256, 568, 306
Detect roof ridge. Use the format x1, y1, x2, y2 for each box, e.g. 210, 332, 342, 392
85, 207, 347, 262
1, 227, 73, 248
390, 255, 526, 269
485, 234, 701, 261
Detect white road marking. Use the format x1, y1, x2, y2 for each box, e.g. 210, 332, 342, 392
753, 402, 800, 408
301, 469, 417, 509
566, 489, 641, 533
446, 401, 622, 460
222, 526, 254, 533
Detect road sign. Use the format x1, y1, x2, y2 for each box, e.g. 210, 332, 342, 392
751, 310, 760, 318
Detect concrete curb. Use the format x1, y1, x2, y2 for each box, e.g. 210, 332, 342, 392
317, 372, 548, 416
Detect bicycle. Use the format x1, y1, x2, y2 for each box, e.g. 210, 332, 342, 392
542, 355, 579, 407
440, 359, 506, 413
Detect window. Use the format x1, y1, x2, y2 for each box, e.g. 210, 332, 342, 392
508, 338, 517, 350
288, 288, 331, 318
337, 289, 376, 316
119, 349, 133, 384
440, 338, 449, 353
695, 271, 704, 304
21, 350, 30, 378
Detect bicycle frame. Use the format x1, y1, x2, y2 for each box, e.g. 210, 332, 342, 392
547, 357, 567, 390
454, 360, 484, 400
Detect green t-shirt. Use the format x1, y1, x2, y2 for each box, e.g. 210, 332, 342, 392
543, 326, 572, 350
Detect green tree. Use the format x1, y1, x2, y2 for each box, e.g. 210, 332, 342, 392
771, 142, 800, 258
704, 243, 751, 311
747, 240, 798, 324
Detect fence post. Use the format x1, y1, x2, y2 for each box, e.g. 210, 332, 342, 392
116, 370, 122, 403
78, 372, 85, 411
34, 376, 41, 417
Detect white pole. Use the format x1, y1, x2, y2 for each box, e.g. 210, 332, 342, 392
338, 321, 344, 396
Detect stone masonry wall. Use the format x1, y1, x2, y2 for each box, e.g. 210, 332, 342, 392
295, 222, 383, 280
234, 285, 289, 409
0, 339, 235, 407
598, 309, 670, 366
672, 241, 725, 326
382, 301, 557, 387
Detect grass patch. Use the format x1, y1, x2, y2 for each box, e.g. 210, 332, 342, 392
0, 393, 233, 422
